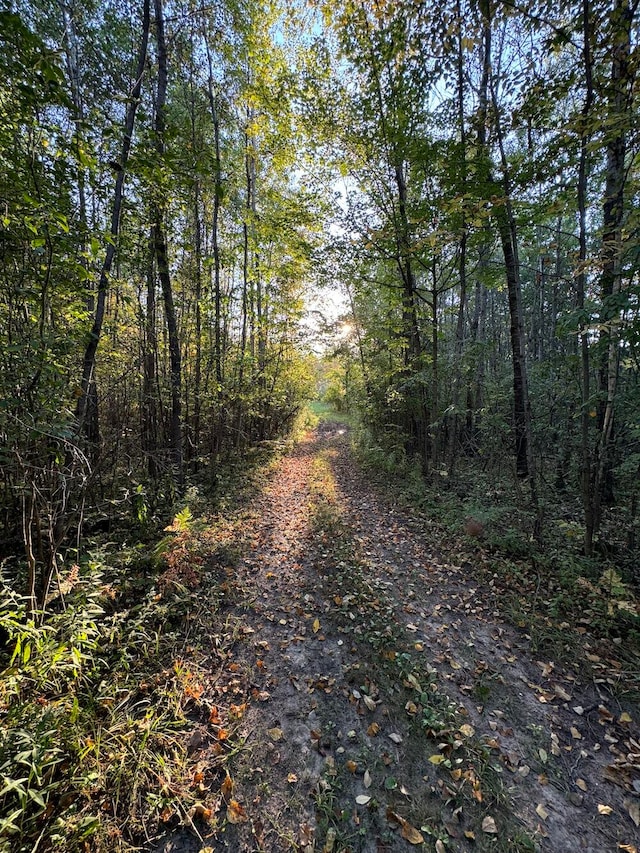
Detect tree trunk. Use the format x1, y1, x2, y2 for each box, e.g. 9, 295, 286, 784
153, 0, 183, 488
76, 0, 150, 446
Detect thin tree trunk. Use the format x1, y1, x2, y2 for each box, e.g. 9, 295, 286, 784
153, 0, 183, 488
578, 0, 596, 554
76, 0, 150, 444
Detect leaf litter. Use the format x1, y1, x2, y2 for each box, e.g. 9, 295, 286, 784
153, 423, 640, 853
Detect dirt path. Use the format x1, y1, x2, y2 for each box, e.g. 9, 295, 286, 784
156, 425, 640, 853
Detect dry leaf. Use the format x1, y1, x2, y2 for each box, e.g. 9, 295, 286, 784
620, 712, 633, 724
554, 684, 572, 701
194, 803, 212, 821
226, 799, 248, 824
346, 760, 357, 774
570, 727, 582, 740
536, 804, 549, 820
267, 727, 284, 742
367, 722, 380, 736
389, 732, 403, 744
221, 774, 233, 800
625, 799, 640, 827
363, 694, 376, 712
313, 618, 320, 633
459, 724, 475, 738
429, 754, 446, 765
364, 770, 372, 788
287, 772, 298, 783
436, 840, 446, 853
355, 795, 371, 805
598, 804, 614, 815
576, 778, 587, 792
482, 816, 497, 834
399, 818, 424, 844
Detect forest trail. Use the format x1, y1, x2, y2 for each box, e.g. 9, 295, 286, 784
157, 424, 640, 853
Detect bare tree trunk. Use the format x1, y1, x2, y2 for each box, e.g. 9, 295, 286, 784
590, 0, 633, 542
578, 0, 596, 554
153, 0, 183, 488
76, 0, 150, 445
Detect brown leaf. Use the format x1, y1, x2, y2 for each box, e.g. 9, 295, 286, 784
227, 799, 248, 824
221, 773, 233, 800
367, 722, 380, 737
398, 817, 423, 844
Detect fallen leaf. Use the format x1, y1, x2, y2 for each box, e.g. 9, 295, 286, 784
194, 803, 212, 821
226, 799, 248, 824
287, 773, 298, 784
363, 694, 376, 712
313, 618, 320, 633
355, 795, 371, 805
429, 754, 446, 765
536, 804, 549, 820
346, 760, 357, 774
459, 724, 475, 738
598, 804, 614, 815
221, 774, 233, 800
267, 727, 284, 742
364, 770, 372, 788
436, 840, 446, 853
367, 722, 380, 737
482, 816, 497, 834
399, 818, 423, 844
625, 799, 640, 827
570, 727, 582, 740
618, 845, 638, 853
576, 778, 587, 791
464, 830, 476, 840
620, 712, 633, 724
554, 684, 572, 701
389, 732, 403, 744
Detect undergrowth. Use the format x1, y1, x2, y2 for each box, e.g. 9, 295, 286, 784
0, 438, 296, 852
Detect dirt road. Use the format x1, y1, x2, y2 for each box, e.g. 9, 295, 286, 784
156, 424, 640, 853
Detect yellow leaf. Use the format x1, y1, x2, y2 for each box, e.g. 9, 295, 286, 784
346, 760, 357, 773
459, 724, 475, 738
429, 754, 446, 765
620, 712, 632, 723
570, 727, 582, 739
287, 773, 298, 783
576, 778, 587, 791
313, 618, 320, 633
598, 804, 614, 815
367, 722, 380, 736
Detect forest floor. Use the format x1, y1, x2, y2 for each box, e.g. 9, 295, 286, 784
153, 422, 640, 853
